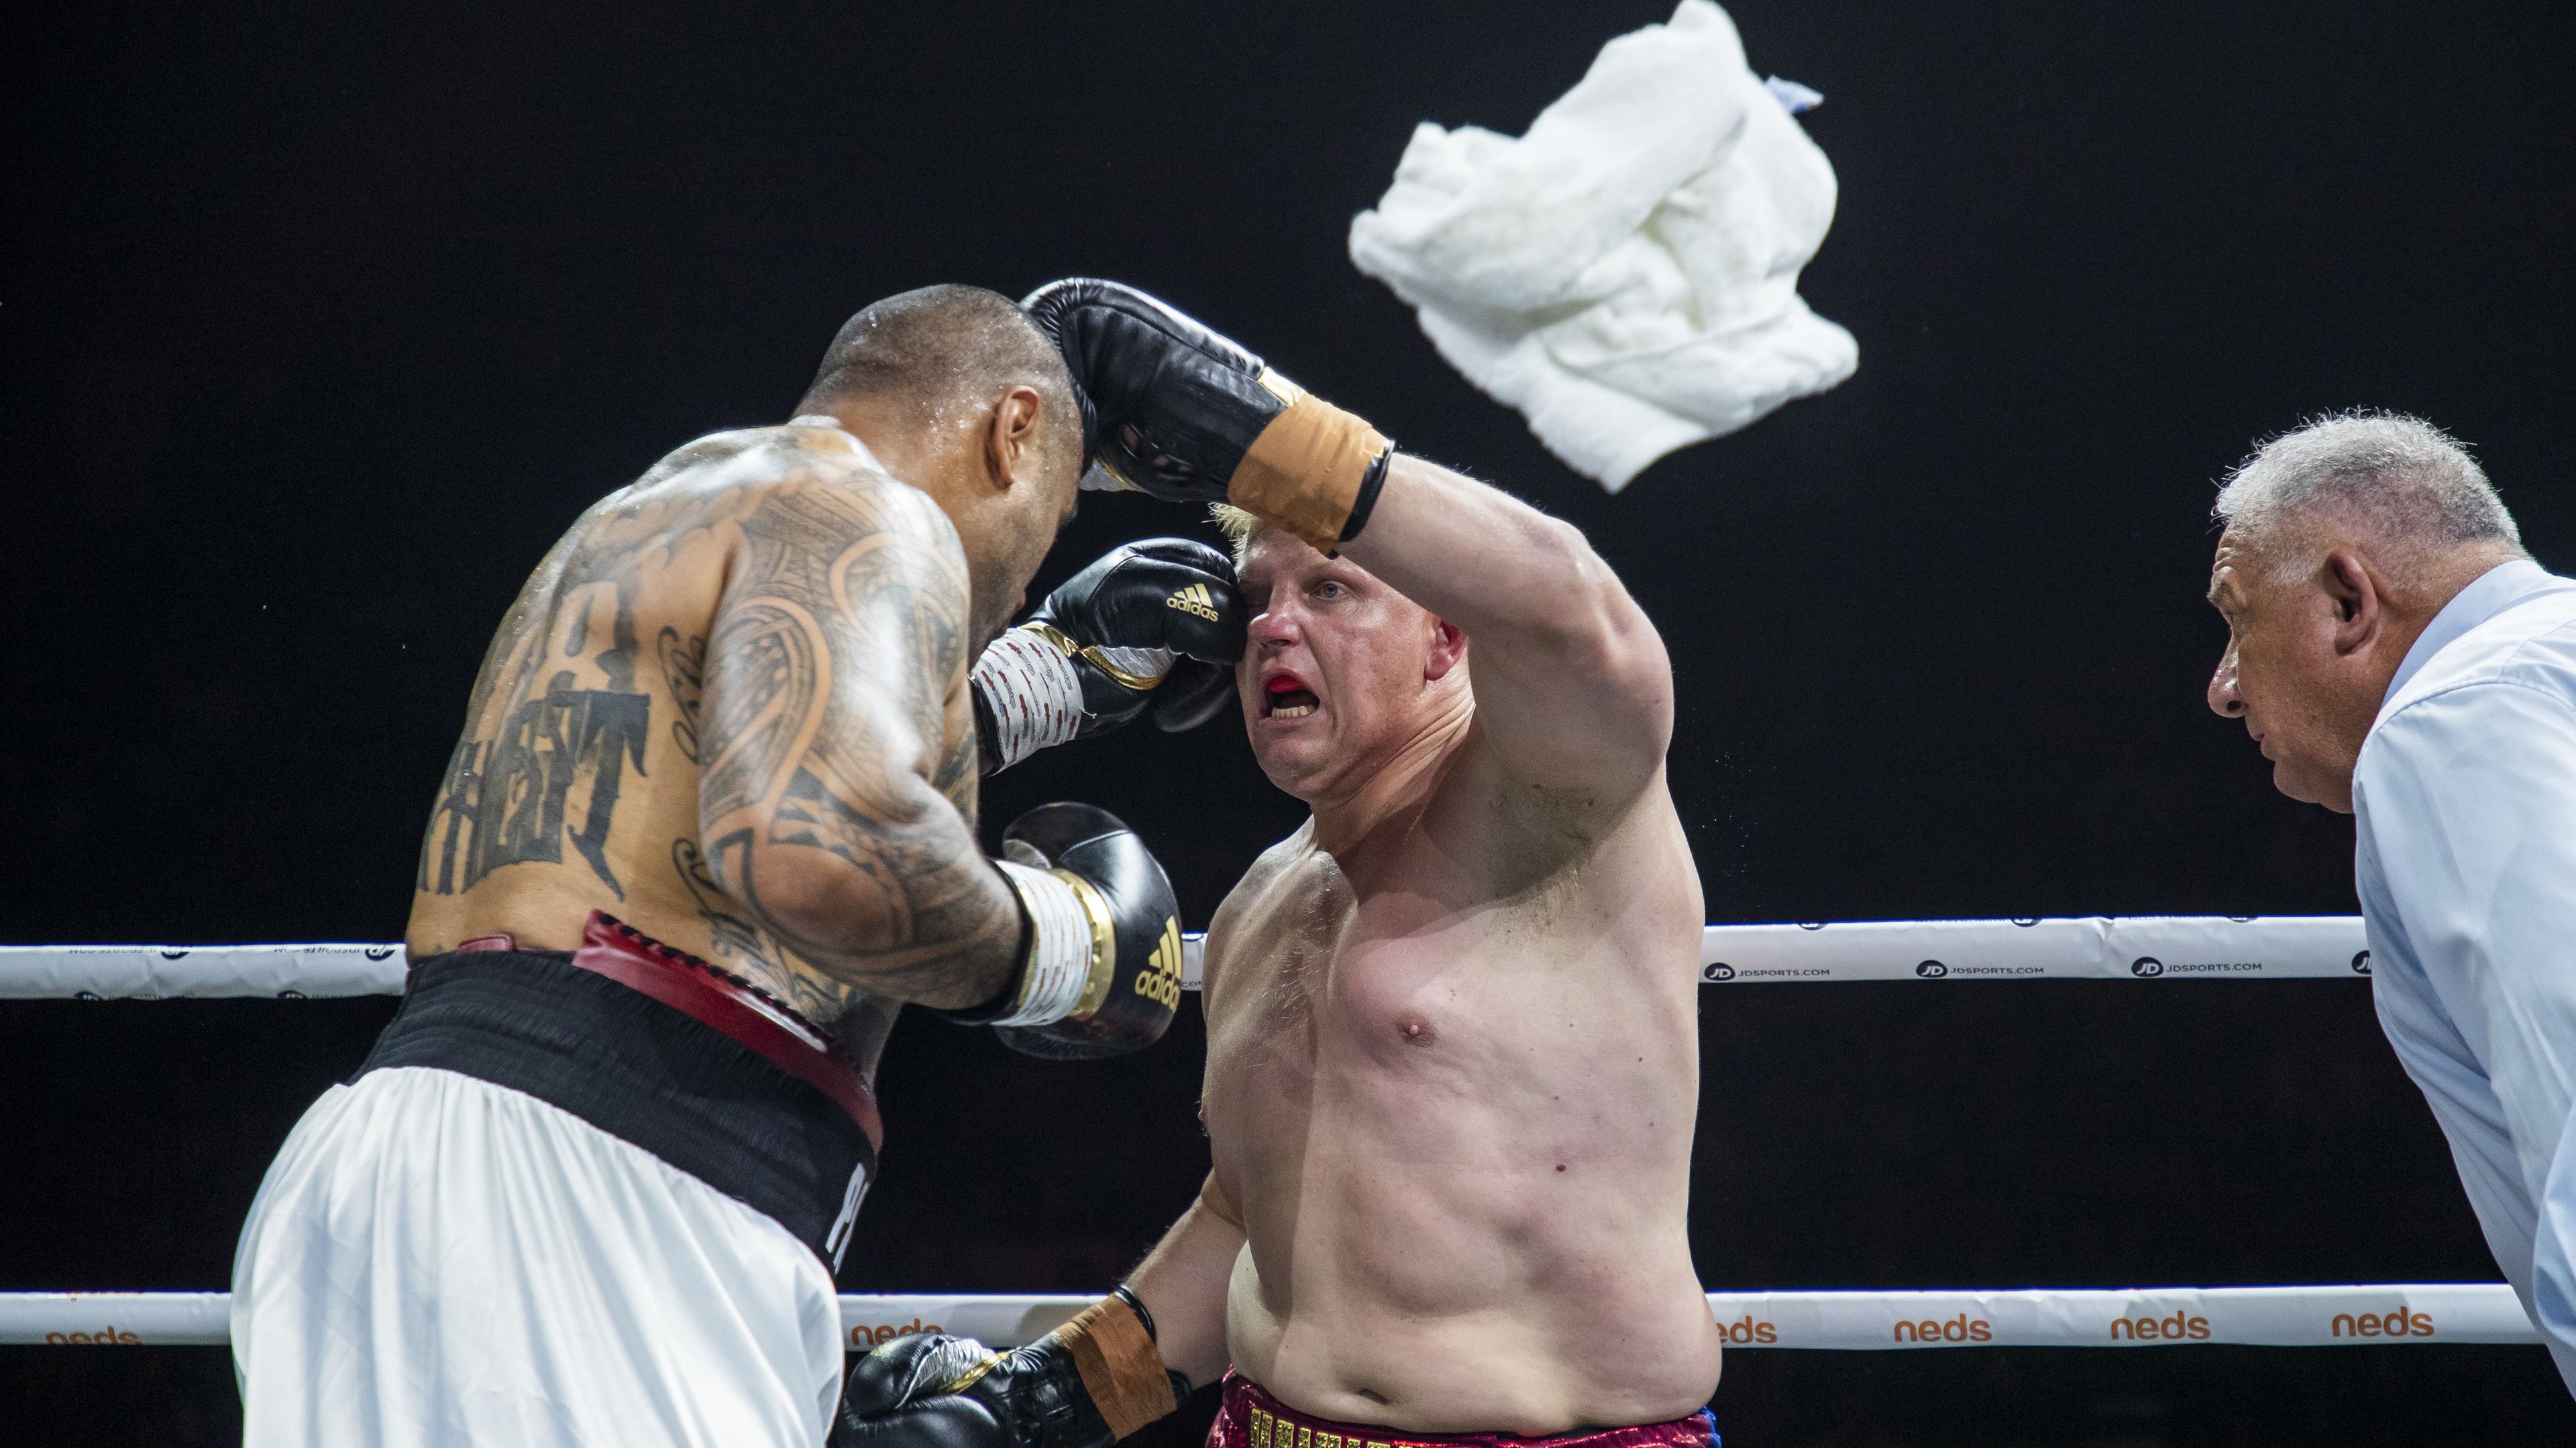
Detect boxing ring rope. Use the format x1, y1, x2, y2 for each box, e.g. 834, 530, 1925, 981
4, 1286, 2536, 1349
16, 915, 2519, 1356
0, 915, 2375, 999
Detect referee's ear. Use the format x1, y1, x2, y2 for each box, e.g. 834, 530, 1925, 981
2320, 549, 2385, 655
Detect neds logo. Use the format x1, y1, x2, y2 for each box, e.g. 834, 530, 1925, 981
1893, 1313, 1990, 1343
848, 1317, 942, 1349
1716, 1313, 1776, 1345
45, 1327, 142, 1345
2332, 1308, 2432, 1339
2110, 1311, 2208, 1341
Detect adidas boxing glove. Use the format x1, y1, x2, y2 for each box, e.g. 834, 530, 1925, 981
969, 539, 1246, 773
1021, 279, 1395, 555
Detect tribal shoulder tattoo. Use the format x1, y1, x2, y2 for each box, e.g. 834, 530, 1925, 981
691, 472, 1013, 1004
417, 429, 1012, 1018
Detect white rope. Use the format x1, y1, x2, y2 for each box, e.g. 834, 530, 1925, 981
1, 1284, 2530, 1349
0, 917, 2373, 1000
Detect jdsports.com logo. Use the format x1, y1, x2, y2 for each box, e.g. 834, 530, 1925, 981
1167, 584, 1221, 621
1915, 960, 1947, 979
2131, 956, 2165, 978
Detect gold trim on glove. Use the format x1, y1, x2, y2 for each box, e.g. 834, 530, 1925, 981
939, 1351, 1008, 1394
1053, 867, 1120, 1019
1026, 622, 1167, 693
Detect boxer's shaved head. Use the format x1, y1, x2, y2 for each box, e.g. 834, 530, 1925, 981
801, 284, 1079, 457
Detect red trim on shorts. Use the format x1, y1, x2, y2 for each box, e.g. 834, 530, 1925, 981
565, 910, 884, 1151
1206, 1374, 1717, 1448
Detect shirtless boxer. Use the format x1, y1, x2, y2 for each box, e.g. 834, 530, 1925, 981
831, 284, 1719, 1448
231, 284, 1246, 1448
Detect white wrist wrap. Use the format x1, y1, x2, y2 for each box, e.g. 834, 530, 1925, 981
993, 860, 1096, 1026
972, 627, 1085, 771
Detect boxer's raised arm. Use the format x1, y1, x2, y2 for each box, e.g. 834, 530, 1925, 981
1017, 281, 1669, 790
696, 479, 1022, 1009
1341, 455, 1673, 789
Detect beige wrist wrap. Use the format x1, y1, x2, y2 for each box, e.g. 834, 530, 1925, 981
1050, 1292, 1177, 1438
1228, 372, 1390, 555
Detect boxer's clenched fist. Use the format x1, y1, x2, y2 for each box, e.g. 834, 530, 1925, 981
970, 539, 1244, 773
830, 1290, 1183, 1448
963, 804, 1184, 1061
1022, 279, 1394, 555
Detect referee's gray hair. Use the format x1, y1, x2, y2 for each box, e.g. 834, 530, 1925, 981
2214, 410, 2522, 581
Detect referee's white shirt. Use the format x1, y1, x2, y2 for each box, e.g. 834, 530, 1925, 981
2354, 558, 2576, 1391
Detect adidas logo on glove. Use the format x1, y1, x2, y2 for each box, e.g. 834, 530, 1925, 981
1165, 583, 1220, 621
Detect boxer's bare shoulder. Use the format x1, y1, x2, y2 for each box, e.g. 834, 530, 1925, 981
407, 423, 988, 1050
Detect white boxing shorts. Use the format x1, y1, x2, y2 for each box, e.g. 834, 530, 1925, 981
234, 1066, 842, 1446
232, 916, 883, 1447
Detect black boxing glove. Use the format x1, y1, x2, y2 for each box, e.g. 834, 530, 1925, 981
828, 1289, 1186, 1448
1022, 279, 1395, 556
969, 539, 1246, 773
951, 803, 1183, 1060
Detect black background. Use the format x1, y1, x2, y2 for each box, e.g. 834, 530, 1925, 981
7, 1, 2576, 1443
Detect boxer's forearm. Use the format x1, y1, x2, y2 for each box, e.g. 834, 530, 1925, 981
1342, 457, 1648, 657
1339, 455, 1672, 768
697, 481, 1024, 1009
714, 782, 1024, 1010
1126, 1197, 1243, 1389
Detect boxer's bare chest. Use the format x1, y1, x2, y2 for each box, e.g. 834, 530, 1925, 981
1199, 781, 1633, 1192
1203, 775, 1715, 1421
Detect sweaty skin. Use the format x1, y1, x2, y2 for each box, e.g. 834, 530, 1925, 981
407, 423, 1026, 1074
1133, 455, 1721, 1435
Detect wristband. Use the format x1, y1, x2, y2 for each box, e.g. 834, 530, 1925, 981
991, 860, 1116, 1026
1229, 371, 1391, 555
1046, 1292, 1179, 1438
1338, 445, 1394, 543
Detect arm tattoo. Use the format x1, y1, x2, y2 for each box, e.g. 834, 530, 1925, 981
698, 482, 1022, 997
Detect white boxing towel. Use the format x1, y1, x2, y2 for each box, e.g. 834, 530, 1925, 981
1348, 0, 1856, 491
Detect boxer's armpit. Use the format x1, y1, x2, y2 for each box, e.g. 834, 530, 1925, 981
696, 480, 1020, 1006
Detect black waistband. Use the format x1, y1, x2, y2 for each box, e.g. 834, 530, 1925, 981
357, 948, 875, 1270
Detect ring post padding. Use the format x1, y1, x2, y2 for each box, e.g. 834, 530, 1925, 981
0, 1286, 2533, 1349
0, 918, 2374, 999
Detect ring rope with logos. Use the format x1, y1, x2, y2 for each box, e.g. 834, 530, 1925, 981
0, 915, 2378, 999
4, 1286, 2534, 1350
15, 914, 2522, 1355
